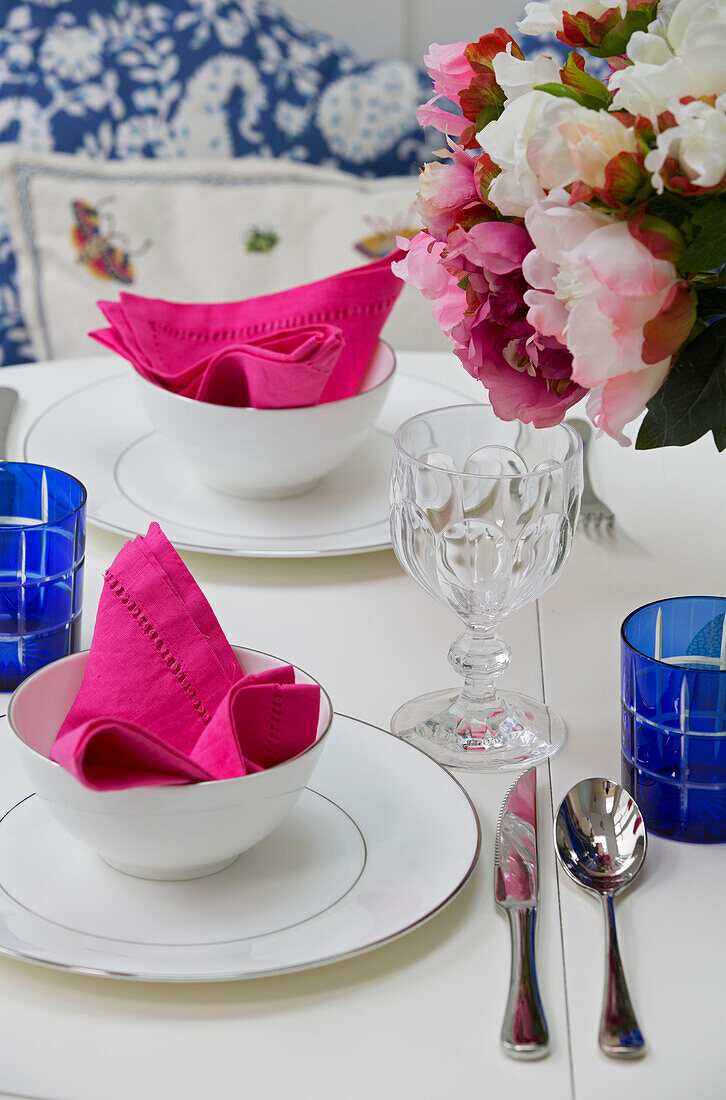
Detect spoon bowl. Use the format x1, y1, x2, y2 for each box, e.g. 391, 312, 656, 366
555, 778, 647, 1059
555, 777, 647, 895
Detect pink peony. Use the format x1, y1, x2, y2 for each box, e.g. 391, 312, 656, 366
417, 42, 474, 137
459, 316, 585, 426
393, 222, 584, 426
522, 190, 691, 441
417, 98, 470, 138
585, 362, 671, 443
446, 219, 534, 274
391, 231, 459, 303
423, 42, 474, 99
391, 232, 469, 341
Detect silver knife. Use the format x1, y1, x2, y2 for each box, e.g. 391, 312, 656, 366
494, 767, 549, 1059
0, 387, 18, 460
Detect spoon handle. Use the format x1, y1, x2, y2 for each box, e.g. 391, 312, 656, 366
501, 908, 549, 1059
599, 895, 645, 1058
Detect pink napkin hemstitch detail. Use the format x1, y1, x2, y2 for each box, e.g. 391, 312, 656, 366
104, 570, 213, 727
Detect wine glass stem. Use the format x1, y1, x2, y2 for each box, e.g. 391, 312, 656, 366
448, 627, 511, 709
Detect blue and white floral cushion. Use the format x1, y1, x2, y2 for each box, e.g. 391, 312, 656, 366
0, 1, 433, 367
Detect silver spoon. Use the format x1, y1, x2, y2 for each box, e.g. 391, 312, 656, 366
554, 777, 647, 1059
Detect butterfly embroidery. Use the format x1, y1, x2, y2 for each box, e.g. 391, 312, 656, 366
71, 199, 150, 284
354, 216, 419, 260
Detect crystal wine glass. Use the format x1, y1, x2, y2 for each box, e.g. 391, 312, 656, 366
390, 404, 583, 771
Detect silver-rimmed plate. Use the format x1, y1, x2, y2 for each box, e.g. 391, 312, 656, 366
24, 371, 467, 558
0, 714, 480, 981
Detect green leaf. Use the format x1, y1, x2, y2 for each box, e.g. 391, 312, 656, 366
533, 81, 609, 112
696, 287, 726, 319
683, 318, 708, 347
475, 105, 502, 130
560, 52, 613, 107
679, 198, 726, 274
457, 275, 470, 290
591, 6, 658, 56
647, 192, 692, 230
636, 318, 726, 450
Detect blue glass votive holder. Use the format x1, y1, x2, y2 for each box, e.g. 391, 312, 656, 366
0, 463, 86, 691
621, 596, 726, 843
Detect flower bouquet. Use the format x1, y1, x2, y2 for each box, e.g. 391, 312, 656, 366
394, 0, 726, 448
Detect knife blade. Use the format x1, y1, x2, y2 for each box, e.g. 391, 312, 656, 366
0, 387, 18, 461
494, 766, 549, 1059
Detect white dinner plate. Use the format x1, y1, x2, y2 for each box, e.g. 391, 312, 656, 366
24, 371, 467, 557
0, 714, 480, 981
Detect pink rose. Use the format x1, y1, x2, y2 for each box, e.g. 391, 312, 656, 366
522, 190, 688, 441
414, 146, 478, 240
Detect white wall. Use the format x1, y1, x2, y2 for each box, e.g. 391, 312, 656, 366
281, 0, 522, 64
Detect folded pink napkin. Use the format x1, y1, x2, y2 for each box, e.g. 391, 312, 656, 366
94, 320, 345, 409
51, 523, 320, 790
90, 250, 405, 406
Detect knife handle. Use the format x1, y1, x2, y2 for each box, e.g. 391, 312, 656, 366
501, 908, 549, 1059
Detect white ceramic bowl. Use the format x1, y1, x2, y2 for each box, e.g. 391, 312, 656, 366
7, 646, 333, 881
135, 340, 396, 499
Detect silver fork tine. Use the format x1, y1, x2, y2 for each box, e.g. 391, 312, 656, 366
569, 418, 615, 531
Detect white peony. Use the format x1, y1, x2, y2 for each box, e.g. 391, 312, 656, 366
492, 47, 560, 101
527, 98, 639, 191
517, 0, 629, 35
517, 0, 627, 36
477, 93, 552, 216
611, 0, 726, 121
477, 58, 562, 217
645, 94, 726, 191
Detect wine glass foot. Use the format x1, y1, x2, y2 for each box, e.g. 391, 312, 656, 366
390, 688, 567, 772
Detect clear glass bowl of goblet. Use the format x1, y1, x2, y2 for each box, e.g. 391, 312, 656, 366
389, 404, 583, 771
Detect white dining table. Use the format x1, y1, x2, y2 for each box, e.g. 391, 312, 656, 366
0, 351, 723, 1100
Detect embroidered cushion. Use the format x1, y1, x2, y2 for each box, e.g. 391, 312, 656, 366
0, 1, 432, 366
0, 149, 446, 362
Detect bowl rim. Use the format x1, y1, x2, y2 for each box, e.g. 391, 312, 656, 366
133, 339, 396, 414
394, 405, 583, 481
7, 644, 334, 786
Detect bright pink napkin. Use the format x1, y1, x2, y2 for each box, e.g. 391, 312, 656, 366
89, 250, 405, 406
51, 523, 320, 790
93, 320, 345, 409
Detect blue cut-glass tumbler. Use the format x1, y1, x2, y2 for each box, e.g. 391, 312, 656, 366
0, 463, 86, 691
621, 596, 726, 843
